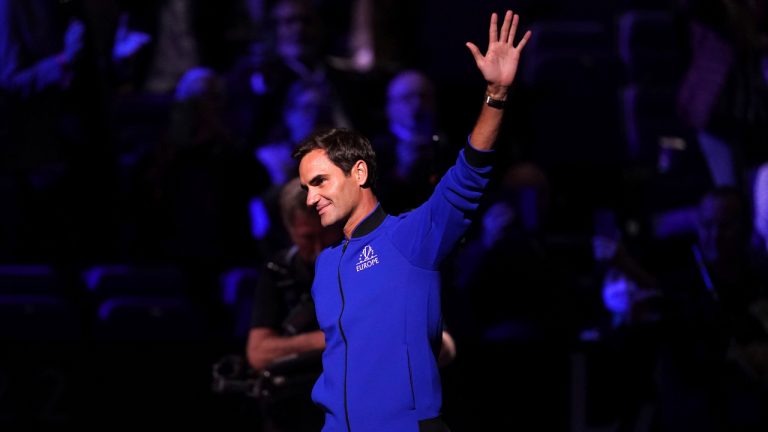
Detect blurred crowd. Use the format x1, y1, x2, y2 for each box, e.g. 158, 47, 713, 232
1, 0, 767, 430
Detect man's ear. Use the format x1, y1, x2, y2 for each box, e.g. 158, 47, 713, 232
354, 160, 367, 186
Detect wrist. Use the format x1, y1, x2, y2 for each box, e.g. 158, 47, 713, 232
485, 84, 509, 100
307, 330, 325, 350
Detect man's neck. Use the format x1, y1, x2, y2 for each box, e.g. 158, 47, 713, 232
344, 192, 378, 239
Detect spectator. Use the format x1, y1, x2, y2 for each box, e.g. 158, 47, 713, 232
246, 176, 340, 432
0, 0, 149, 261
592, 187, 768, 431
134, 66, 270, 264
371, 69, 456, 215
676, 0, 768, 188
449, 161, 566, 342
226, 0, 380, 145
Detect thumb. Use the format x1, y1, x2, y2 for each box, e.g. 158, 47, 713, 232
465, 42, 483, 64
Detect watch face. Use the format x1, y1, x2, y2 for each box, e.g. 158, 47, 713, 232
485, 95, 505, 109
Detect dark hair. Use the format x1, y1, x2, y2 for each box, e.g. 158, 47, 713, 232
291, 128, 378, 189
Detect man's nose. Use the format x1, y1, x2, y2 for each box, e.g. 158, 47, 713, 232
306, 190, 318, 207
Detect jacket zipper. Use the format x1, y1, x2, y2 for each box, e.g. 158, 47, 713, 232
339, 239, 352, 431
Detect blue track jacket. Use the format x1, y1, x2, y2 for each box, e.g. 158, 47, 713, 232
311, 144, 494, 431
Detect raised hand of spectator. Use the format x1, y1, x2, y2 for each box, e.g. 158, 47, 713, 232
112, 13, 151, 62
592, 235, 658, 292
62, 18, 85, 65
602, 269, 661, 326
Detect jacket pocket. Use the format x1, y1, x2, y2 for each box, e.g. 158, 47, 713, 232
404, 344, 416, 410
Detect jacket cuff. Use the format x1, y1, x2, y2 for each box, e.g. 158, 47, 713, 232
464, 134, 494, 168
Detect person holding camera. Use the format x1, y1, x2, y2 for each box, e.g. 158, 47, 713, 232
246, 176, 340, 432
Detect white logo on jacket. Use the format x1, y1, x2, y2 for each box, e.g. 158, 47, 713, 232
355, 245, 380, 272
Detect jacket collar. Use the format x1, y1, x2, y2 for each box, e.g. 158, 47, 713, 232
350, 204, 387, 238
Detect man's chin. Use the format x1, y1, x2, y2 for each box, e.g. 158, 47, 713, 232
319, 214, 334, 227
321, 216, 344, 232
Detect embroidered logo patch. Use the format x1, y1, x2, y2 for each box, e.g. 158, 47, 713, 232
355, 245, 380, 272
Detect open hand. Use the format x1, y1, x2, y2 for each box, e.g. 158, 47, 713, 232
466, 11, 531, 92
113, 13, 151, 62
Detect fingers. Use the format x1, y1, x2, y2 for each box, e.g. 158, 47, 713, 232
465, 42, 483, 64
474, 11, 530, 54
516, 30, 532, 50
507, 13, 518, 44
492, 11, 530, 48
500, 10, 513, 44
488, 12, 498, 49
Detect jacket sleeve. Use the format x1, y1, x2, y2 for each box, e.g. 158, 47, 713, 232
390, 140, 494, 269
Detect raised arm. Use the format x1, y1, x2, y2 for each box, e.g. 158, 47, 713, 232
0, 3, 84, 97
465, 10, 531, 151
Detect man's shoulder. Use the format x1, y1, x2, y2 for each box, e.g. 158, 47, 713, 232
316, 240, 344, 262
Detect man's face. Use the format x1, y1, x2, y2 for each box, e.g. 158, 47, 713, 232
285, 87, 332, 143
386, 72, 436, 133
272, 1, 318, 62
299, 149, 361, 229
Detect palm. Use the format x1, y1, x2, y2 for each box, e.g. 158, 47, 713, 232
477, 43, 521, 86
467, 11, 531, 87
